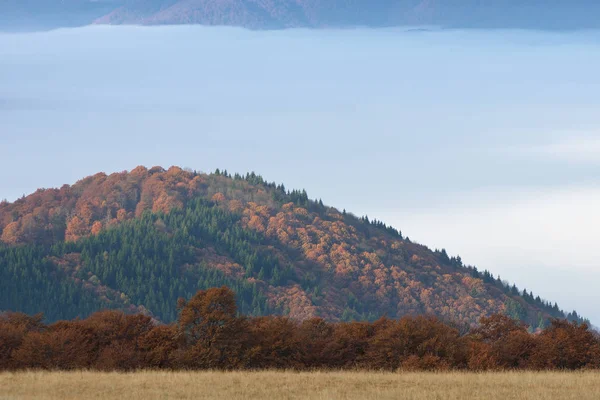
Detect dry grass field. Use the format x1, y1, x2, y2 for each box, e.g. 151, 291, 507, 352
1, 371, 599, 400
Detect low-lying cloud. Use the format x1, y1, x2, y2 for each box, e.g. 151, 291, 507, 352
530, 137, 600, 163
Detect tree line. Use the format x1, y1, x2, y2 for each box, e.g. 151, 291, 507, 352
1, 287, 598, 371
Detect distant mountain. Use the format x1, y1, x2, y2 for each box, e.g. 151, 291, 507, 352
0, 166, 585, 327
96, 0, 600, 30
2, 0, 600, 31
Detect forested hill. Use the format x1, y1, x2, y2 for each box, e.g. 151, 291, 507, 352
0, 166, 585, 327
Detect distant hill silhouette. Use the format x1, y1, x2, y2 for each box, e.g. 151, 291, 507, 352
2, 0, 600, 31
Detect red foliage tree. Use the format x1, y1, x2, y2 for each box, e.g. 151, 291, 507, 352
0, 313, 45, 370
468, 314, 536, 370
530, 319, 600, 370
174, 287, 247, 369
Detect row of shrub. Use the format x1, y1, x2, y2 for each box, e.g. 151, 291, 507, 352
1, 287, 598, 371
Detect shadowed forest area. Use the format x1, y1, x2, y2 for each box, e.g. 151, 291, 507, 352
1, 287, 598, 371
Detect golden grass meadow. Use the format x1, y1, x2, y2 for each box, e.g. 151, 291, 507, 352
1, 371, 599, 400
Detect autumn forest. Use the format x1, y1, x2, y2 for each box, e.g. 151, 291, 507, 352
0, 166, 596, 371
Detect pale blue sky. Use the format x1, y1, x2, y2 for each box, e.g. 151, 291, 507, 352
1, 26, 600, 323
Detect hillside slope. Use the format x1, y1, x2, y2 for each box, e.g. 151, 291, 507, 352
0, 166, 584, 327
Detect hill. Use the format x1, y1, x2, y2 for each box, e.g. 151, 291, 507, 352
0, 166, 585, 326
2, 1, 600, 31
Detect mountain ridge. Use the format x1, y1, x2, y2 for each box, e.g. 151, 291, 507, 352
2, 1, 600, 31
